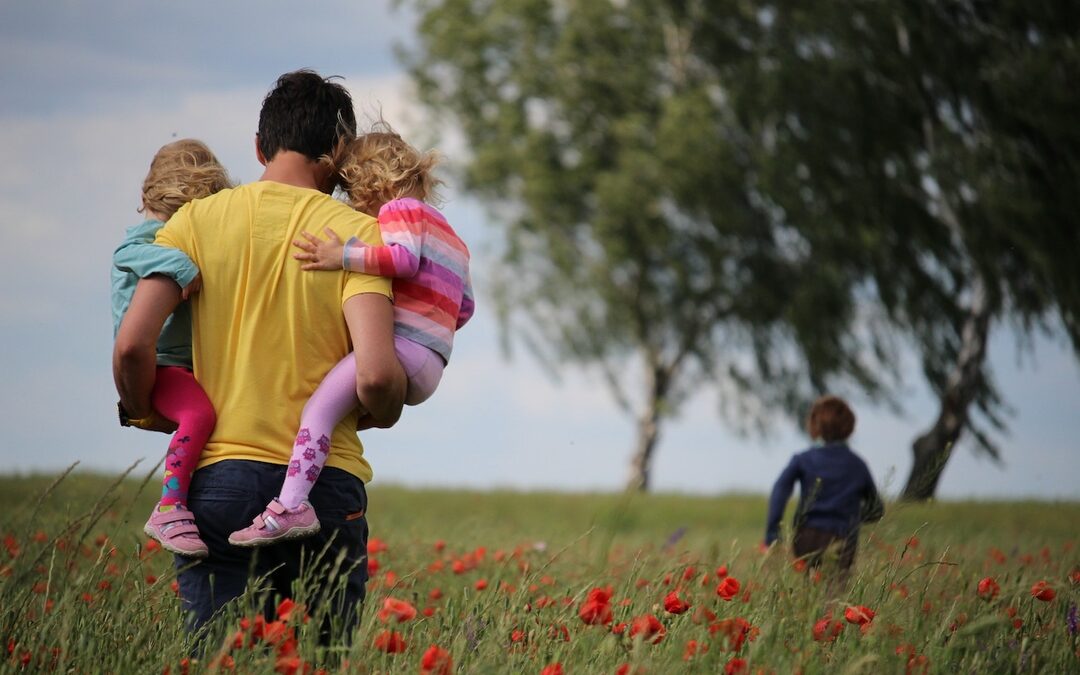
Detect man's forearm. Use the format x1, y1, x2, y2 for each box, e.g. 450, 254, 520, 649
356, 368, 406, 428
113, 342, 157, 419
113, 275, 182, 420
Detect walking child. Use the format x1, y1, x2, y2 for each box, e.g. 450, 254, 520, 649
112, 139, 231, 557
763, 395, 884, 578
228, 125, 474, 546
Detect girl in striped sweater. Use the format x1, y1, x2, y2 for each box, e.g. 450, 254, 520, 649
229, 126, 474, 546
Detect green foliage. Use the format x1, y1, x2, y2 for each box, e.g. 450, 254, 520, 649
401, 0, 1080, 486
1, 471, 1078, 673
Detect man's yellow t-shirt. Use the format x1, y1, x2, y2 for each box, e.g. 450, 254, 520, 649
155, 181, 391, 482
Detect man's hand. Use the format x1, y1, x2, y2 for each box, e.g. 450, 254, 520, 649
293, 228, 346, 271
180, 273, 202, 301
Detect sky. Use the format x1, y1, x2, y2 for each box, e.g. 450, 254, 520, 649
1, 1, 1077, 501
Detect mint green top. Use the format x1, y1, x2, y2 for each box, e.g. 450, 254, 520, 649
110, 219, 200, 368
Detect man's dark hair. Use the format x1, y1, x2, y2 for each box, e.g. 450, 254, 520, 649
257, 69, 356, 162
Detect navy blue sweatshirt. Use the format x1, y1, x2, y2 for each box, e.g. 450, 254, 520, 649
764, 442, 883, 544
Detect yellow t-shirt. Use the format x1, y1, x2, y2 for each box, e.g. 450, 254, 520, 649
155, 181, 391, 482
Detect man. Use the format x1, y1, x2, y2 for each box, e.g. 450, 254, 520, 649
113, 70, 406, 635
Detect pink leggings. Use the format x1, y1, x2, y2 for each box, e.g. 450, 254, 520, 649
277, 337, 443, 509
151, 366, 216, 506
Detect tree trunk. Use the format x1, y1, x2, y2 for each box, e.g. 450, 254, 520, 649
625, 364, 668, 492
901, 276, 991, 501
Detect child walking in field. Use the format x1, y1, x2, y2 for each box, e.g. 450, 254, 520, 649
112, 139, 232, 557
228, 125, 474, 546
763, 395, 884, 578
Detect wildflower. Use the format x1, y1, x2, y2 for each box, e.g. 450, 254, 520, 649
1031, 581, 1055, 602
977, 577, 1000, 600
367, 538, 388, 554
716, 565, 729, 579
540, 664, 564, 675
373, 630, 407, 653
716, 577, 741, 601
844, 605, 875, 626
429, 588, 443, 601
579, 586, 614, 625
724, 657, 748, 674
813, 615, 844, 643
422, 606, 436, 617
548, 623, 570, 642
611, 622, 628, 635
377, 597, 418, 623
451, 559, 466, 574
367, 557, 380, 576
628, 614, 666, 644
682, 566, 697, 582
420, 644, 453, 675
475, 578, 489, 591
792, 558, 807, 573
683, 639, 707, 661
434, 539, 446, 552
510, 629, 527, 643
32, 531, 48, 543
145, 574, 157, 585
710, 617, 757, 652
1067, 603, 1077, 636
663, 590, 691, 615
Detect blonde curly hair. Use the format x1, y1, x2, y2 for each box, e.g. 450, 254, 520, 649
334, 122, 442, 216
140, 139, 232, 220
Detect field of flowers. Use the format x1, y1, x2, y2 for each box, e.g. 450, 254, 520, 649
0, 467, 1077, 673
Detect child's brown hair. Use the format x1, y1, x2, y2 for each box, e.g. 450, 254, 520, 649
335, 121, 442, 216
140, 139, 232, 220
805, 395, 856, 443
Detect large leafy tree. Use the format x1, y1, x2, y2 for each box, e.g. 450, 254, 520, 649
402, 0, 894, 490
401, 0, 1079, 496
749, 1, 1080, 499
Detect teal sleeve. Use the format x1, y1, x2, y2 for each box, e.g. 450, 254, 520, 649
113, 240, 200, 289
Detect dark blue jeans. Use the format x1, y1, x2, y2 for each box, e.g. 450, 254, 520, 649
175, 460, 368, 639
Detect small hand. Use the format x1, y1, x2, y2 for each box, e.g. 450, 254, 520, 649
127, 410, 179, 434
292, 227, 345, 271
180, 273, 202, 301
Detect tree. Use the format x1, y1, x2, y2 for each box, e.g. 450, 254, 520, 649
401, 0, 1080, 496
401, 0, 895, 490
746, 1, 1080, 499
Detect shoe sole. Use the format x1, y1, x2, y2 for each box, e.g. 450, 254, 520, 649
228, 522, 322, 548
144, 524, 209, 559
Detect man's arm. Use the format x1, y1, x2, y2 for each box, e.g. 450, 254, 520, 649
343, 293, 406, 428
113, 275, 181, 419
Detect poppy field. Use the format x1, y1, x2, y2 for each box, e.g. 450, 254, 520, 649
0, 468, 1077, 674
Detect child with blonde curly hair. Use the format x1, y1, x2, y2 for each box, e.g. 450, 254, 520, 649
228, 124, 474, 546
112, 138, 232, 557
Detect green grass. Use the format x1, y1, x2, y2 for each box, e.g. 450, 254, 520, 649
0, 468, 1077, 673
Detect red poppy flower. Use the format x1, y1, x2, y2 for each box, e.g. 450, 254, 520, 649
716, 565, 729, 579
540, 663, 564, 675
475, 579, 489, 591
367, 538, 388, 554
709, 617, 756, 652
629, 614, 666, 644
579, 586, 614, 625
724, 657, 748, 674
792, 558, 807, 573
420, 644, 452, 675
844, 605, 875, 625
377, 597, 418, 623
976, 577, 1000, 600
663, 590, 692, 615
373, 630, 407, 653
1031, 581, 1055, 602
716, 577, 741, 601
683, 639, 707, 660
812, 616, 844, 642
429, 588, 443, 601
611, 622, 628, 635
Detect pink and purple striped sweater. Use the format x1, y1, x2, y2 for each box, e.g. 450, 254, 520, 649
343, 198, 474, 363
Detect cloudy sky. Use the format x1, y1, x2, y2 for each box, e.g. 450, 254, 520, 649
1, 1, 1077, 500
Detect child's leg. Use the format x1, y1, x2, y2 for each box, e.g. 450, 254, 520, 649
278, 354, 360, 510
151, 366, 216, 508
395, 337, 445, 406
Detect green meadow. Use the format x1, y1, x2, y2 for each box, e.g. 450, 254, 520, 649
0, 467, 1076, 673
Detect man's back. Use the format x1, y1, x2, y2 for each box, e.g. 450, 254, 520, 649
156, 181, 390, 480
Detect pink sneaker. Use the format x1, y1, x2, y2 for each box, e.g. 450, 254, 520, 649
228, 499, 320, 547
144, 505, 208, 558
